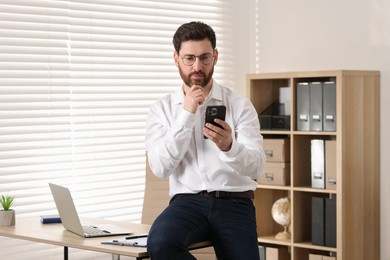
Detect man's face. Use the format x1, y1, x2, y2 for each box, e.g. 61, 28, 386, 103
174, 39, 218, 88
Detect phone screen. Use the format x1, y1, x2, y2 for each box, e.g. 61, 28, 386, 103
204, 105, 226, 138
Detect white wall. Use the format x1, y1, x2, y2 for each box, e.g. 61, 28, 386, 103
230, 0, 258, 94
242, 0, 389, 259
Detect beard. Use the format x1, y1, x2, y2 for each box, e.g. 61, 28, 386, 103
178, 66, 214, 88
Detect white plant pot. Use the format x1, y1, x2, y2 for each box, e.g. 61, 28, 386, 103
0, 209, 16, 227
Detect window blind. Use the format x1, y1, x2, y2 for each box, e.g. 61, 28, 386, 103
0, 0, 236, 258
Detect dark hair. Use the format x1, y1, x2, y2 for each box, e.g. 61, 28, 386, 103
172, 21, 216, 53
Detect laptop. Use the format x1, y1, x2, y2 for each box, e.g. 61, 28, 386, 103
49, 183, 131, 238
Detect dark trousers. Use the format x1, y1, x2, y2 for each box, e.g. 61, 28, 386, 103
147, 194, 260, 260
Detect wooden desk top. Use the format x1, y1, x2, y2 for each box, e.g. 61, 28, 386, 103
0, 217, 151, 258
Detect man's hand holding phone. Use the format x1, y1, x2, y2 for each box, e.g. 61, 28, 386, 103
204, 106, 232, 152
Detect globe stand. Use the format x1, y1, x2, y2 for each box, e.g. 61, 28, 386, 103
271, 197, 291, 241
275, 224, 290, 240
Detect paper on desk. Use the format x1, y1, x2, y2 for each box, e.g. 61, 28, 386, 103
101, 237, 147, 247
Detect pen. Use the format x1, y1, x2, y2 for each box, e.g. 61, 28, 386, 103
125, 234, 148, 240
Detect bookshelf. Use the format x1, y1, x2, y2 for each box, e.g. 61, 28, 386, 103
247, 70, 380, 260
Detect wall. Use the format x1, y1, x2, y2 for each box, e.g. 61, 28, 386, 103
230, 0, 258, 94
248, 0, 389, 259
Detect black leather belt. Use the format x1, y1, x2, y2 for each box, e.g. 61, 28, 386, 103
198, 190, 254, 199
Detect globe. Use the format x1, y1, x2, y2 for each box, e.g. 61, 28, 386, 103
271, 197, 291, 240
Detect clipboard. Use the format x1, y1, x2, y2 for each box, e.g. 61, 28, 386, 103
101, 235, 148, 247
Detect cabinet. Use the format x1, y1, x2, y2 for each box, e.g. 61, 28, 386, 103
247, 70, 380, 260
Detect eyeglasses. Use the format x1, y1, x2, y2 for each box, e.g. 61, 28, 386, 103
179, 53, 214, 66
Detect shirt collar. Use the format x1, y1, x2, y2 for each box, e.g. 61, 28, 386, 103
173, 79, 222, 105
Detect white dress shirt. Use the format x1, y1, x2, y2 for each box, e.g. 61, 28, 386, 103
145, 80, 265, 197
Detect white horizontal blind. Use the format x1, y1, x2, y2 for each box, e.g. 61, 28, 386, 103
0, 0, 234, 259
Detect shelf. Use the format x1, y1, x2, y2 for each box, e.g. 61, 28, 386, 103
292, 131, 337, 136
258, 236, 292, 246
257, 184, 291, 190
260, 130, 337, 136
247, 70, 380, 260
260, 130, 291, 135
257, 185, 337, 194
293, 241, 337, 252
293, 187, 337, 194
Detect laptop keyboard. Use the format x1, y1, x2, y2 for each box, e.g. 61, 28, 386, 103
83, 225, 110, 235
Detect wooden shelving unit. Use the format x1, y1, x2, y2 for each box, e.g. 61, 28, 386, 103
247, 70, 380, 260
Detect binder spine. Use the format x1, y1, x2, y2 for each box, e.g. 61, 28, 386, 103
311, 196, 325, 246
309, 82, 323, 131
311, 139, 325, 189
297, 82, 310, 131
323, 81, 337, 132
325, 197, 337, 247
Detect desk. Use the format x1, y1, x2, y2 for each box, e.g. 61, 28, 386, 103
0, 217, 212, 260
0, 217, 151, 259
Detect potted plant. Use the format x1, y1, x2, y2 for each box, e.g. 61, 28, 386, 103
0, 194, 15, 227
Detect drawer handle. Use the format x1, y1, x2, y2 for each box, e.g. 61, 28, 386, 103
265, 173, 274, 181
265, 150, 273, 158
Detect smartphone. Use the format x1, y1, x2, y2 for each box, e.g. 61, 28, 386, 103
204, 105, 226, 138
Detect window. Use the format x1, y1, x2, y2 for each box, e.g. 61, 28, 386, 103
0, 0, 244, 258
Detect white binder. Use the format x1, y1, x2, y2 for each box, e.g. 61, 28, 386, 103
311, 139, 325, 189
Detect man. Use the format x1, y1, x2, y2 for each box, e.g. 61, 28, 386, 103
145, 21, 265, 260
